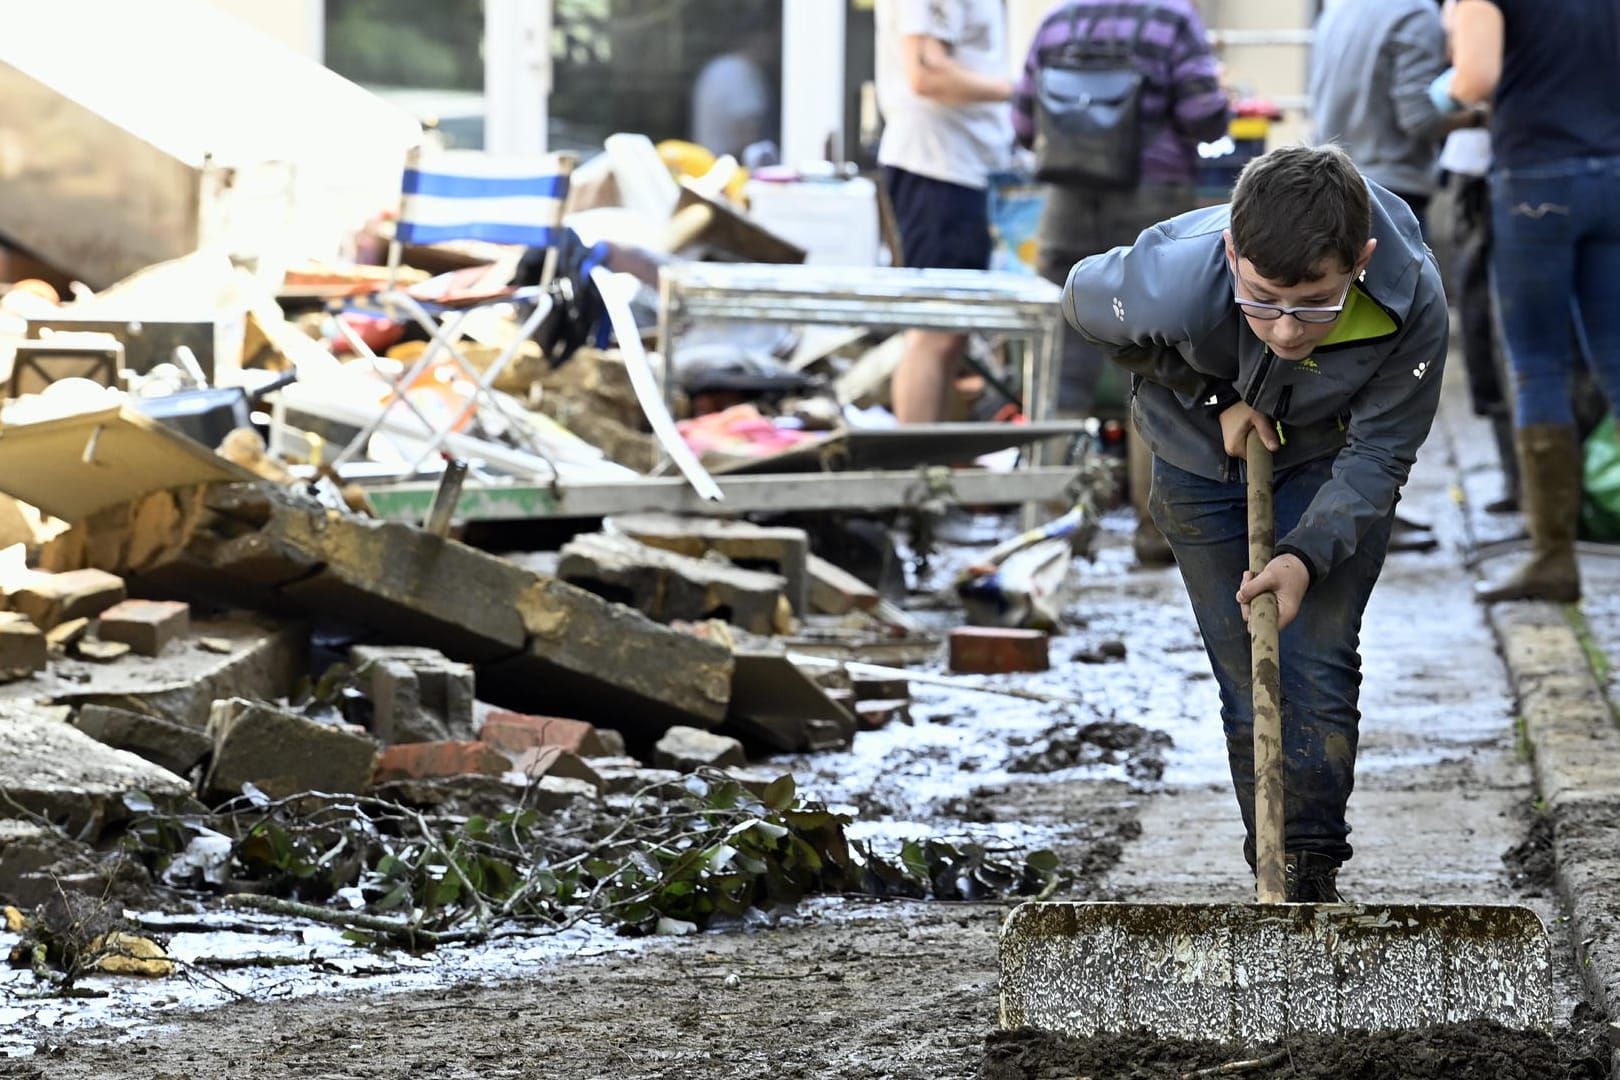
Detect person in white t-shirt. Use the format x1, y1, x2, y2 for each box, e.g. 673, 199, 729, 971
875, 0, 1014, 423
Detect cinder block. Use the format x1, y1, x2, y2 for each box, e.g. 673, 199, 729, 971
373, 740, 512, 783
96, 599, 190, 657
351, 645, 476, 745
204, 697, 380, 800
948, 626, 1050, 675
478, 710, 607, 757
0, 613, 46, 680
10, 569, 126, 631
609, 513, 810, 617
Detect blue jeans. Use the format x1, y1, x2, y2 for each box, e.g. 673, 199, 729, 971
1490, 155, 1620, 427
1149, 453, 1396, 866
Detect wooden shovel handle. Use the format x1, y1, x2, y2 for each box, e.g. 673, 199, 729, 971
1247, 430, 1286, 904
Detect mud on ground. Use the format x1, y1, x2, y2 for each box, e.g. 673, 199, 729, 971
4, 430, 1613, 1080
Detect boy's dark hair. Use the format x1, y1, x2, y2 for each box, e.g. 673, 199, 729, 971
1230, 145, 1370, 286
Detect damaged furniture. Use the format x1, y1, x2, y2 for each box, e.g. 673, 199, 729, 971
313, 148, 581, 477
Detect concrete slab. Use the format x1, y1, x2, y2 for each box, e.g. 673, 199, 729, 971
0, 616, 304, 730
0, 701, 192, 839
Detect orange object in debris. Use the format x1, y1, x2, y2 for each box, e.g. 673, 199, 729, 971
8, 279, 60, 305
370, 343, 476, 434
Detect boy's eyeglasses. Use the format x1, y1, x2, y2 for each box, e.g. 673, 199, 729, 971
1229, 259, 1355, 324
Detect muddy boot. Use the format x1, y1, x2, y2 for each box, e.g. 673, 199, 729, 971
1284, 852, 1343, 902
1485, 414, 1521, 515
1475, 424, 1582, 604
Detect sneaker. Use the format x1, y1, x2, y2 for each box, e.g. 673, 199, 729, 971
1284, 852, 1344, 902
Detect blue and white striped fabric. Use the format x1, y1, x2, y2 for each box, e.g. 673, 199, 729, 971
396, 151, 571, 248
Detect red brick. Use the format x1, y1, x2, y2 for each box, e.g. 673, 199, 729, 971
96, 599, 190, 657
948, 627, 1050, 675
373, 740, 512, 782
479, 710, 606, 757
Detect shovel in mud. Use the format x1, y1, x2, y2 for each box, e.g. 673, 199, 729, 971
997, 431, 1553, 1042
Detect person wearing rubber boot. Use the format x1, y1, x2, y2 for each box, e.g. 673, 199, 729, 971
1440, 0, 1620, 605
1062, 145, 1449, 901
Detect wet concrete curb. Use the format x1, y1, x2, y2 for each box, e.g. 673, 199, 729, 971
1487, 602, 1620, 1036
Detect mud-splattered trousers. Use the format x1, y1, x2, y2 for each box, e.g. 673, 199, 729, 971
1490, 155, 1620, 427
1150, 452, 1396, 867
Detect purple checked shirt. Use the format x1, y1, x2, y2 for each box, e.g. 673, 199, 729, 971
1012, 0, 1230, 186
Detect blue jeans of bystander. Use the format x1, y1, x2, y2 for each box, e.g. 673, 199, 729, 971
1490, 155, 1620, 427
1149, 452, 1396, 868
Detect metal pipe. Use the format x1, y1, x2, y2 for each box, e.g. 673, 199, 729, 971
423, 457, 468, 537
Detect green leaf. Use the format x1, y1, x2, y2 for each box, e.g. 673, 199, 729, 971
761, 774, 796, 811
703, 843, 738, 874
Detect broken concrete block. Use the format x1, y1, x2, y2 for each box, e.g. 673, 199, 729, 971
853, 676, 910, 702
373, 740, 512, 783
478, 710, 607, 758
558, 532, 790, 636
854, 698, 912, 730
371, 773, 523, 816
0, 819, 89, 908
0, 702, 193, 839
204, 698, 380, 801
590, 760, 683, 796
948, 626, 1050, 674
806, 553, 880, 616
74, 704, 211, 777
511, 745, 604, 791
9, 568, 126, 631
724, 648, 856, 753
608, 513, 810, 617
480, 576, 733, 738
95, 599, 191, 657
46, 617, 90, 650
3, 617, 304, 730
118, 486, 732, 737
528, 775, 599, 810
0, 613, 47, 681
653, 725, 746, 771
76, 639, 131, 662
350, 645, 476, 745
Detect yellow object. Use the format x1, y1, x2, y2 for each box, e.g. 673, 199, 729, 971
3, 905, 28, 932
658, 139, 718, 179
1230, 116, 1270, 141
91, 931, 176, 977
656, 139, 750, 203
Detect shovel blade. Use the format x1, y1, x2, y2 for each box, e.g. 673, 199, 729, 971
999, 901, 1552, 1042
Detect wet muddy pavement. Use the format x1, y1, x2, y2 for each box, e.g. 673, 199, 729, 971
4, 372, 1616, 1079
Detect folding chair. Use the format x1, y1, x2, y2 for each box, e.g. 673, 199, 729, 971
326, 146, 578, 475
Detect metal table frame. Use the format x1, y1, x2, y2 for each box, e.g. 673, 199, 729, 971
656, 263, 1064, 438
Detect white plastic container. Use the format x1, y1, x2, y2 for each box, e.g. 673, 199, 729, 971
743, 177, 880, 266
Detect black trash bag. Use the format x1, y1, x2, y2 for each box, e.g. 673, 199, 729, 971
513, 227, 610, 366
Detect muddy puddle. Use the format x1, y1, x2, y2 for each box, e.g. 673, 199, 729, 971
981, 1014, 1613, 1080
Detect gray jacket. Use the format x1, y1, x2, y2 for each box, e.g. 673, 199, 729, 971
1308, 0, 1451, 197
1061, 181, 1448, 582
